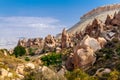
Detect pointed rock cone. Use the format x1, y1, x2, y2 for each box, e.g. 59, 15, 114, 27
105, 15, 113, 25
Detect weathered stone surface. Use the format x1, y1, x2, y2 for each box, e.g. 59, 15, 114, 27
111, 11, 120, 26
73, 46, 96, 69
18, 38, 44, 48
85, 18, 104, 38
97, 37, 107, 47
7, 72, 13, 78
81, 35, 101, 52
0, 68, 8, 79
105, 15, 113, 25
44, 35, 56, 52
41, 66, 59, 80
56, 47, 61, 53
81, 4, 120, 19
65, 35, 106, 70
65, 53, 74, 70
16, 64, 25, 75
94, 68, 111, 77
17, 38, 44, 54
61, 28, 71, 48
25, 63, 35, 69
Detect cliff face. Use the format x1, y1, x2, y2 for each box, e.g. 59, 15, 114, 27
81, 4, 120, 20
67, 4, 120, 35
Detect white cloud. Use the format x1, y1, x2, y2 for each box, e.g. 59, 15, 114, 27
0, 16, 66, 49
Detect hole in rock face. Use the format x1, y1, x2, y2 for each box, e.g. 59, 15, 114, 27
113, 24, 117, 26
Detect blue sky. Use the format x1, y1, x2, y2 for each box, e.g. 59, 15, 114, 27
1, 0, 120, 26
0, 0, 120, 49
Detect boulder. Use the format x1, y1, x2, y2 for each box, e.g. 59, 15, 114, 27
81, 35, 101, 52
65, 53, 74, 70
16, 64, 25, 75
94, 68, 111, 77
73, 46, 96, 69
97, 37, 107, 47
56, 47, 61, 53
25, 63, 35, 69
0, 68, 8, 79
41, 66, 59, 80
66, 35, 104, 70
3, 50, 8, 56
8, 72, 13, 78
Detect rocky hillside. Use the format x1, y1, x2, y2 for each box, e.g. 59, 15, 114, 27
67, 4, 120, 35
1, 4, 120, 80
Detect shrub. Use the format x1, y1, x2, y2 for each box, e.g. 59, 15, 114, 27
28, 48, 35, 56
25, 57, 30, 61
116, 46, 120, 55
108, 70, 120, 80
13, 46, 26, 57
41, 52, 62, 66
65, 69, 97, 80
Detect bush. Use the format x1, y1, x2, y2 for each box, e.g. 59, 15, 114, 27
65, 69, 97, 80
41, 52, 62, 66
108, 70, 120, 80
25, 57, 30, 61
116, 46, 120, 55
28, 48, 35, 56
13, 46, 26, 57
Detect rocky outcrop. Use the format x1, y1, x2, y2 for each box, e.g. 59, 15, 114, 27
81, 4, 120, 20
18, 38, 44, 48
40, 66, 67, 80
65, 35, 106, 70
85, 18, 104, 38
97, 37, 107, 47
25, 63, 35, 69
44, 35, 56, 52
0, 68, 9, 79
65, 53, 74, 70
17, 38, 44, 54
18, 38, 27, 47
72, 35, 101, 69
16, 64, 25, 79
111, 11, 120, 26
61, 28, 71, 48
80, 35, 101, 52
105, 15, 113, 25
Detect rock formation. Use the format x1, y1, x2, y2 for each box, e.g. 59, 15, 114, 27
111, 11, 120, 26
18, 38, 44, 48
18, 38, 27, 47
81, 4, 120, 20
85, 18, 104, 38
17, 38, 44, 54
105, 14, 113, 25
44, 35, 56, 52
72, 35, 101, 69
65, 35, 107, 70
61, 28, 72, 48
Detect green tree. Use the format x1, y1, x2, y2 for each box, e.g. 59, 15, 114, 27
41, 52, 62, 66
13, 46, 26, 57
